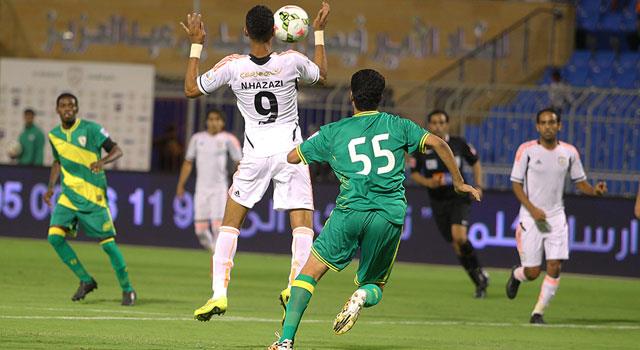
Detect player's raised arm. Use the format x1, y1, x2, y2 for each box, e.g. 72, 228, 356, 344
181, 13, 207, 98
575, 180, 607, 196
424, 134, 481, 201
312, 1, 330, 84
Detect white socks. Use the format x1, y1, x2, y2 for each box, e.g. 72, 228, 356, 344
195, 222, 215, 252
514, 266, 527, 282
288, 227, 314, 287
211, 226, 239, 299
533, 275, 560, 315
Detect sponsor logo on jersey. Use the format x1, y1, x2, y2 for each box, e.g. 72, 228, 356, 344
78, 136, 87, 147
240, 80, 284, 90
557, 156, 567, 166
240, 68, 282, 79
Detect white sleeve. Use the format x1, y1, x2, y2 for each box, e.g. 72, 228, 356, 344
197, 55, 235, 95
185, 135, 197, 161
510, 144, 529, 183
226, 134, 243, 162
292, 52, 320, 85
569, 148, 587, 183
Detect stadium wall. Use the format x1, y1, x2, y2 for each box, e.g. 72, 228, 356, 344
1, 165, 637, 278
0, 0, 573, 84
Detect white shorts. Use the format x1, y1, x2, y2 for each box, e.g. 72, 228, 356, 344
194, 188, 227, 221
516, 213, 569, 267
228, 152, 314, 211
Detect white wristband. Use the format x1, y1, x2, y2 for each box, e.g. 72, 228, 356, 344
190, 43, 203, 58
314, 31, 324, 46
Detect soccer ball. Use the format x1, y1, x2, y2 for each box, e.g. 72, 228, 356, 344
274, 5, 310, 43
7, 141, 22, 158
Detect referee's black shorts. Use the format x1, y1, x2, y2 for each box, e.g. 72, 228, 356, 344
430, 197, 471, 242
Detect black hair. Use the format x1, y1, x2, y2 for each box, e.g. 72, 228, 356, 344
207, 108, 226, 123
23, 108, 35, 116
350, 69, 385, 111
56, 92, 78, 107
536, 107, 561, 123
246, 5, 274, 43
551, 68, 562, 80
427, 109, 450, 123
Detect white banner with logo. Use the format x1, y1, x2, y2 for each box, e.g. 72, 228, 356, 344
0, 58, 154, 171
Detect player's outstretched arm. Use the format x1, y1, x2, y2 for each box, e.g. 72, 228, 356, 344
287, 148, 302, 164
424, 134, 481, 201
575, 180, 607, 196
312, 1, 330, 85
181, 13, 207, 98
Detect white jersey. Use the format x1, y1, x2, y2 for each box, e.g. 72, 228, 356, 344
510, 140, 587, 218
185, 131, 242, 192
197, 51, 321, 157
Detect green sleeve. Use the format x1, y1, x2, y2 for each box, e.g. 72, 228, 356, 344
297, 126, 332, 164
403, 119, 430, 154
34, 130, 44, 166
91, 122, 109, 151
49, 138, 60, 162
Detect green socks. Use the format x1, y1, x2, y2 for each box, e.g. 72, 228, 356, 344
48, 234, 93, 283
100, 239, 134, 292
360, 284, 383, 308
280, 274, 317, 342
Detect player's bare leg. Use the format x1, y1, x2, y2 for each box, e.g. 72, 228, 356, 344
194, 196, 249, 321
506, 263, 543, 299
451, 224, 489, 298
194, 220, 215, 252
280, 209, 314, 318
530, 260, 562, 324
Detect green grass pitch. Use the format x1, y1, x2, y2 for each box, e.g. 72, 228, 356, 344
0, 237, 638, 349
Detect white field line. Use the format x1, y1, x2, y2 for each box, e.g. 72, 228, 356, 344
0, 314, 638, 331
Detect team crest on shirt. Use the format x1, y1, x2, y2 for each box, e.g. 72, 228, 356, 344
557, 156, 568, 166
78, 136, 87, 147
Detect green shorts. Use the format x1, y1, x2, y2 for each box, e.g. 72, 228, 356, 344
49, 204, 116, 239
311, 208, 403, 286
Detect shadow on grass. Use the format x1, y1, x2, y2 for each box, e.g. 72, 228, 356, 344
80, 297, 182, 306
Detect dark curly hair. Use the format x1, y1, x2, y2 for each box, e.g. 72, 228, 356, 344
246, 5, 274, 43
350, 69, 386, 111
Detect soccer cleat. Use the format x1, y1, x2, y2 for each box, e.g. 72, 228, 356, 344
194, 296, 227, 321
474, 269, 490, 299
267, 339, 293, 350
333, 289, 366, 335
530, 313, 545, 324
506, 266, 521, 300
278, 287, 291, 325
121, 290, 137, 306
71, 279, 98, 301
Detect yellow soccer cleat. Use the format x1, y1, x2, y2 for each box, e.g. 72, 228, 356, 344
332, 289, 367, 335
278, 287, 291, 325
194, 296, 227, 321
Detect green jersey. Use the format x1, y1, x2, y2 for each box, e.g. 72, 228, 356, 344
48, 119, 110, 212
297, 111, 430, 225
18, 124, 45, 166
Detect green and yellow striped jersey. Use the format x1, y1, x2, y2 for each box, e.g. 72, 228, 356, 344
48, 119, 110, 212
297, 111, 430, 225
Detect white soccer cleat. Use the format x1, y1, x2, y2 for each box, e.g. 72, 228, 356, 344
333, 289, 367, 335
267, 339, 293, 350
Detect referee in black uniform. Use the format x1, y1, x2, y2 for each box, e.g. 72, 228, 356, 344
411, 110, 489, 298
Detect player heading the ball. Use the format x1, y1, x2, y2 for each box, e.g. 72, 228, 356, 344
181, 2, 330, 322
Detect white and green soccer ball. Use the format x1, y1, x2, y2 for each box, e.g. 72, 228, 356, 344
274, 5, 310, 43
7, 141, 22, 158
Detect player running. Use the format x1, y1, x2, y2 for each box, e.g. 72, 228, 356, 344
410, 109, 489, 298
44, 93, 136, 306
506, 108, 607, 324
181, 2, 330, 320
176, 109, 242, 252
268, 69, 481, 350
